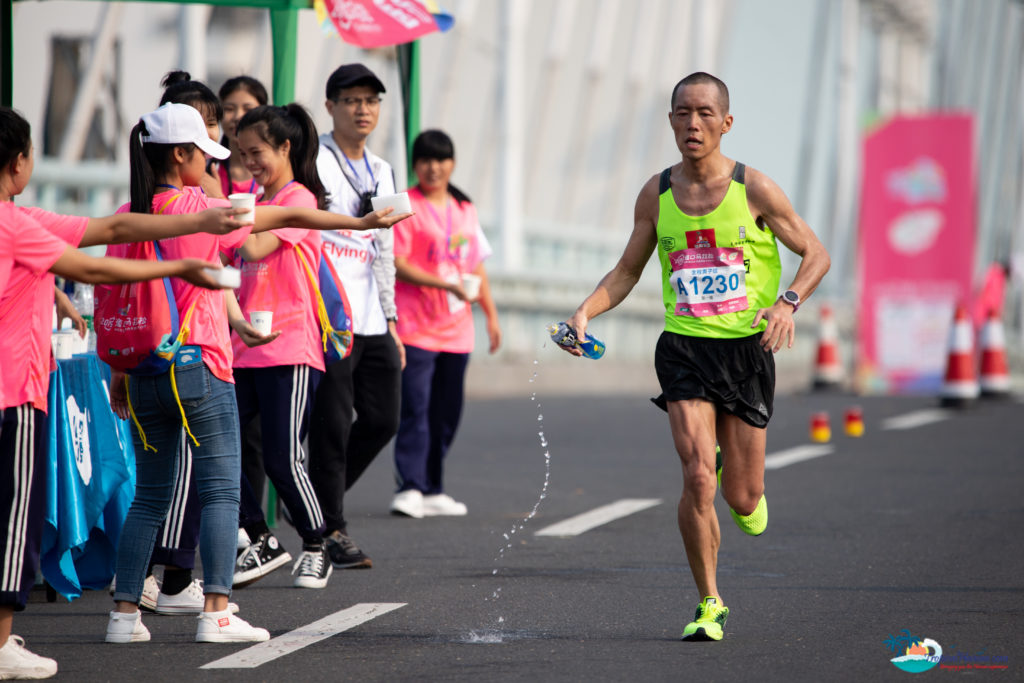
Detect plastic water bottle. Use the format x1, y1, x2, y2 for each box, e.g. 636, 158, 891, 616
71, 283, 96, 352
547, 322, 606, 360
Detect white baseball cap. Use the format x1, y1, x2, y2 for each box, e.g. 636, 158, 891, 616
140, 103, 230, 160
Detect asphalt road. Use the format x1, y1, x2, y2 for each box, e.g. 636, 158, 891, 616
16, 384, 1024, 682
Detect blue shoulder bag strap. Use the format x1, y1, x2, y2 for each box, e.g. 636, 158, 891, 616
152, 240, 180, 341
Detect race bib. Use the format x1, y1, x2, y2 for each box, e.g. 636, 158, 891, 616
669, 247, 748, 317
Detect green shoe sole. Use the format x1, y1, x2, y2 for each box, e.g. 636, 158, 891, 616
730, 494, 767, 536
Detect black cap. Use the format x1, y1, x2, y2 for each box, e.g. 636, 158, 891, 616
325, 64, 386, 100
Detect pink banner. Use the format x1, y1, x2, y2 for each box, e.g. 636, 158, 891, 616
855, 114, 976, 394
321, 0, 440, 48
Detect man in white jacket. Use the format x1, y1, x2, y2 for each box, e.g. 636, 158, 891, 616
310, 63, 405, 569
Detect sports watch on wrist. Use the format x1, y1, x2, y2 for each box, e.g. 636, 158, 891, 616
779, 289, 801, 312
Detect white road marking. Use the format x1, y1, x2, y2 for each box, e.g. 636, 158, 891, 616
881, 409, 950, 431
764, 444, 835, 470
200, 602, 406, 669
534, 498, 662, 537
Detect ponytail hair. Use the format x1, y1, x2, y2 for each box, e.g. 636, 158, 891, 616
410, 129, 472, 205
160, 70, 223, 123
236, 103, 327, 209
128, 119, 196, 214
0, 106, 32, 171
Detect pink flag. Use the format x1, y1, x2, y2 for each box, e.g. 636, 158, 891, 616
320, 0, 441, 48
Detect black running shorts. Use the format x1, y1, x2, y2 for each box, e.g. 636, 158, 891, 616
652, 331, 775, 428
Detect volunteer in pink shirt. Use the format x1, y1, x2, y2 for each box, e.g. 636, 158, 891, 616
105, 103, 411, 647
0, 105, 238, 680
391, 130, 501, 519
229, 104, 333, 590
217, 76, 268, 198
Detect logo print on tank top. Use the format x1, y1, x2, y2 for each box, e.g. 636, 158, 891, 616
686, 230, 716, 249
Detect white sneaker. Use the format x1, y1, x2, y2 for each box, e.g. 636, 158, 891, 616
291, 546, 333, 589
422, 493, 468, 516
155, 579, 239, 615
0, 635, 58, 679
105, 610, 151, 643
108, 573, 161, 611
389, 489, 424, 518
195, 610, 270, 643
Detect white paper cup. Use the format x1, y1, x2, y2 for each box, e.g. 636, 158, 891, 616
204, 266, 241, 289
250, 311, 273, 336
370, 192, 411, 215
461, 273, 482, 300
55, 332, 74, 360
229, 192, 257, 224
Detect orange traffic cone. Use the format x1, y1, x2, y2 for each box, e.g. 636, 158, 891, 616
940, 304, 979, 407
810, 412, 831, 442
979, 309, 1011, 398
844, 406, 864, 437
812, 305, 843, 390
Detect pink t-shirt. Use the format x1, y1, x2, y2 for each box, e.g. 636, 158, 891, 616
394, 186, 487, 353
0, 205, 88, 411
218, 164, 261, 199
231, 182, 324, 371
111, 188, 252, 383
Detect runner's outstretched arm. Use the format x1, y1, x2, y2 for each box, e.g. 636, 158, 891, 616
561, 176, 660, 355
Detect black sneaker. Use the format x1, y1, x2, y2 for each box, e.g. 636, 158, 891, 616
325, 530, 373, 569
233, 532, 292, 587
292, 543, 333, 589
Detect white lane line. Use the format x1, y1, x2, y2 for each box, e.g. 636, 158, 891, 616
201, 602, 406, 669
881, 409, 950, 431
534, 498, 662, 537
764, 444, 834, 470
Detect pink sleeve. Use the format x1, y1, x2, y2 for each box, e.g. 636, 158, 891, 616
20, 206, 89, 247
266, 184, 318, 247
11, 210, 69, 275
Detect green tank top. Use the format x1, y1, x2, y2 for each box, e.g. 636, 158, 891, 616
655, 163, 781, 338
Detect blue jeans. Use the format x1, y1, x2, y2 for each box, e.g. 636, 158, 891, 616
113, 358, 240, 602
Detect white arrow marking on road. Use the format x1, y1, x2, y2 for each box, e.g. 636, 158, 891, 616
534, 498, 662, 537
880, 409, 950, 431
200, 602, 407, 669
764, 444, 834, 470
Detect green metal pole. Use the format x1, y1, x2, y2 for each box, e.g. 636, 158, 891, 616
269, 7, 298, 105
396, 40, 420, 181
2, 0, 12, 107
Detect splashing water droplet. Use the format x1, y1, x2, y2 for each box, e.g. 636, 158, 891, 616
492, 569, 497, 575
537, 414, 543, 421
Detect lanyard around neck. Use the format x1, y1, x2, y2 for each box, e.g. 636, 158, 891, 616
263, 179, 297, 205
342, 152, 376, 194
423, 195, 457, 262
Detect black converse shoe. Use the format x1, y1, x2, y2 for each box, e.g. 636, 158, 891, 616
233, 532, 292, 587
292, 543, 333, 589
325, 530, 373, 569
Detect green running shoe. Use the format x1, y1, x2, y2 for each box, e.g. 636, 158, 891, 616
682, 596, 729, 641
729, 494, 767, 536
715, 445, 722, 488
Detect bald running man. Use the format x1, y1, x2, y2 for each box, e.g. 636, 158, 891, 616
559, 72, 830, 641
